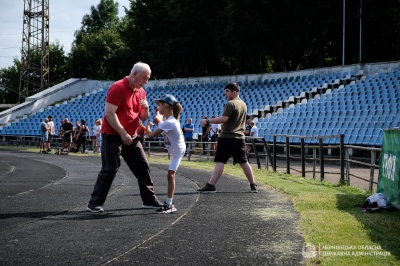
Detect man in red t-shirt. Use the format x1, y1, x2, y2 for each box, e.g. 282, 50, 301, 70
87, 62, 162, 213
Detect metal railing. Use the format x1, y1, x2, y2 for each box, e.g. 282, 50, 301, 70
271, 134, 380, 191
0, 133, 381, 191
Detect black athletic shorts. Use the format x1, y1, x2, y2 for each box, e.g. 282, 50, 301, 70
214, 138, 248, 164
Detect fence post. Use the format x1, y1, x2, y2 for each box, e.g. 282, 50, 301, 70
207, 140, 211, 160
261, 138, 271, 170
187, 141, 192, 161
313, 148, 316, 179
147, 142, 151, 157
252, 139, 261, 169
273, 135, 277, 172
369, 150, 376, 191
340, 134, 345, 185
286, 136, 290, 174
301, 138, 305, 177
319, 137, 324, 181
345, 147, 350, 184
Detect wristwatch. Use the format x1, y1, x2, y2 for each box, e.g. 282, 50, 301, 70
206, 119, 210, 126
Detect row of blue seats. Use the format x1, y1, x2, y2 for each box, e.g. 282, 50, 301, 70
1, 68, 399, 147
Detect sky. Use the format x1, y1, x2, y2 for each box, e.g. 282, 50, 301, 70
0, 0, 130, 69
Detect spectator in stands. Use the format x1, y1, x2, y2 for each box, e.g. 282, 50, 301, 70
209, 116, 219, 155
87, 62, 162, 213
92, 118, 102, 153
201, 115, 210, 154
183, 118, 194, 156
75, 119, 90, 153
197, 82, 258, 193
246, 120, 259, 154
47, 115, 55, 152
40, 118, 50, 154
61, 118, 74, 153
146, 94, 186, 213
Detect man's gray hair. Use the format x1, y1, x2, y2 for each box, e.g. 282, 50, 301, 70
131, 62, 151, 74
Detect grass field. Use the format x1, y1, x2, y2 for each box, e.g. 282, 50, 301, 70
1, 146, 399, 265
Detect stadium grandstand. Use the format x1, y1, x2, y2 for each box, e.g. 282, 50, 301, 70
0, 60, 399, 148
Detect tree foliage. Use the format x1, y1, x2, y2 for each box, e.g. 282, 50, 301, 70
0, 61, 20, 104
67, 0, 124, 80
0, 42, 67, 104
1, 0, 399, 104
120, 0, 400, 78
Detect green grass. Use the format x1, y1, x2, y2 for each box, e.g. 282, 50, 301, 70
1, 146, 400, 265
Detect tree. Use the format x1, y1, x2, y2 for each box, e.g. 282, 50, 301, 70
49, 41, 68, 87
0, 42, 68, 104
0, 61, 20, 104
68, 0, 400, 79
67, 0, 124, 80
68, 29, 125, 80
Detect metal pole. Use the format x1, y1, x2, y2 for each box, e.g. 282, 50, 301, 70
313, 148, 316, 180
262, 138, 272, 170
301, 138, 305, 177
369, 150, 375, 191
252, 139, 261, 169
340, 134, 345, 184
319, 138, 324, 181
273, 135, 277, 172
359, 0, 362, 63
345, 147, 350, 184
286, 136, 290, 174
41, 0, 44, 90
342, 0, 346, 66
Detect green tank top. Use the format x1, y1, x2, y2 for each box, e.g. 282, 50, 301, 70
219, 97, 247, 139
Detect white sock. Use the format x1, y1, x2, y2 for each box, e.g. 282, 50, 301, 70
166, 197, 173, 206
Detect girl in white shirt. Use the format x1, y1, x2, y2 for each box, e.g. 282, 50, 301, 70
146, 94, 186, 214
92, 119, 102, 153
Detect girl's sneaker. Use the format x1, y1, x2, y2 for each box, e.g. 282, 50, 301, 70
156, 202, 177, 214
250, 183, 258, 193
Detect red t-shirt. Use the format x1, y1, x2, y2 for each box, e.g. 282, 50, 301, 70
101, 77, 146, 136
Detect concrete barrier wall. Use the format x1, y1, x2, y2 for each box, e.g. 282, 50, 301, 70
0, 79, 114, 125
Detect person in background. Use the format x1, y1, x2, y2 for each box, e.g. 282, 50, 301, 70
75, 119, 90, 153
86, 62, 162, 213
201, 115, 210, 154
246, 120, 259, 154
183, 117, 194, 156
59, 119, 64, 138
244, 118, 252, 137
244, 118, 252, 149
93, 118, 102, 153
40, 118, 50, 154
61, 118, 74, 153
70, 120, 81, 152
146, 94, 185, 213
47, 115, 55, 152
197, 82, 258, 193
209, 116, 219, 155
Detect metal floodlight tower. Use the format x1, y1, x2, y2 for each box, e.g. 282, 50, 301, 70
18, 0, 49, 103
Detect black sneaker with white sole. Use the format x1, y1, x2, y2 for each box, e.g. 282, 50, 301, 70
142, 200, 164, 209
197, 183, 217, 193
86, 205, 104, 213
250, 183, 258, 193
156, 202, 177, 214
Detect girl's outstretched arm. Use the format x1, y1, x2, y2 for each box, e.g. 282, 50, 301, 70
146, 121, 163, 139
